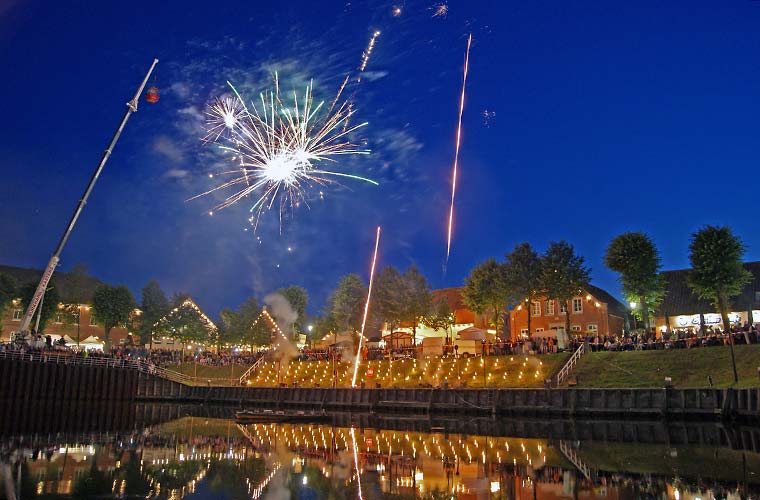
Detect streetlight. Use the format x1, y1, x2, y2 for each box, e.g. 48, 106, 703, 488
629, 302, 638, 334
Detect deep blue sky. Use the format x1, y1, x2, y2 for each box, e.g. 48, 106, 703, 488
1, 1, 759, 317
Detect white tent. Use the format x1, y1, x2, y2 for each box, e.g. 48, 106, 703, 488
457, 327, 491, 341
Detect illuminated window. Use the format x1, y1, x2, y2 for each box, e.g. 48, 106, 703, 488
559, 302, 567, 314
571, 325, 581, 332
535, 327, 545, 334
530, 301, 541, 317
520, 328, 529, 336
12, 309, 22, 321
587, 324, 598, 333
544, 300, 554, 316
572, 297, 583, 313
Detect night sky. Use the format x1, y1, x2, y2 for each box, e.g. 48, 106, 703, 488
1, 1, 759, 317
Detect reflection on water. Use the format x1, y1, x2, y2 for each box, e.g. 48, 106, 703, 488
1, 415, 758, 499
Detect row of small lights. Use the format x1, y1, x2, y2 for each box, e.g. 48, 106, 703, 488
247, 355, 544, 387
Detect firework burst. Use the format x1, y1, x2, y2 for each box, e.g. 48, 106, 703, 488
192, 77, 377, 228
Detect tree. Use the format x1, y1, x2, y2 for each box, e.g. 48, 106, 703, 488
400, 266, 432, 344
462, 258, 510, 336
19, 282, 60, 333
422, 298, 455, 342
374, 266, 405, 333
139, 280, 170, 346
329, 274, 367, 333
688, 225, 751, 384
605, 232, 664, 334
91, 285, 136, 348
504, 243, 541, 339
154, 296, 216, 349
539, 241, 591, 338
276, 286, 308, 333
217, 308, 240, 349
237, 297, 265, 349
0, 272, 16, 313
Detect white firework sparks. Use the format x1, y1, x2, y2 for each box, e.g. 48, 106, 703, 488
431, 2, 448, 18
192, 77, 377, 228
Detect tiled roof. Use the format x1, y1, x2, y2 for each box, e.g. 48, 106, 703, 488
585, 284, 629, 318
655, 261, 760, 316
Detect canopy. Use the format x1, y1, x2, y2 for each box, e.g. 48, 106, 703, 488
457, 327, 489, 341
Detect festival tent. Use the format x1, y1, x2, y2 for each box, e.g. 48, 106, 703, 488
457, 327, 492, 341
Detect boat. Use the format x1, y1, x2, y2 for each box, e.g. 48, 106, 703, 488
234, 409, 331, 424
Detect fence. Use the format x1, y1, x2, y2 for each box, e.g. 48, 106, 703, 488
554, 343, 586, 386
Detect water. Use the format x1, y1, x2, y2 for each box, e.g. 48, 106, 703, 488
1, 406, 758, 499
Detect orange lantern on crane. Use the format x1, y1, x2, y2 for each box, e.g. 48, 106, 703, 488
145, 86, 160, 103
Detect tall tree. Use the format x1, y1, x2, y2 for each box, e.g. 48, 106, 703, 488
374, 266, 405, 333
91, 285, 136, 348
276, 286, 308, 333
539, 241, 591, 338
0, 273, 16, 314
19, 282, 60, 334
237, 297, 265, 348
422, 298, 455, 342
217, 308, 239, 349
329, 274, 367, 333
400, 266, 432, 344
688, 225, 751, 384
504, 243, 541, 339
605, 232, 664, 334
463, 258, 510, 336
140, 280, 170, 346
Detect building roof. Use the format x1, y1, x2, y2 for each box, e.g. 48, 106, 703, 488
0, 264, 106, 303
585, 284, 629, 318
655, 261, 760, 317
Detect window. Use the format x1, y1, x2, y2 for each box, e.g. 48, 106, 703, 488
520, 328, 529, 336
571, 325, 581, 332
587, 324, 598, 333
530, 301, 541, 317
535, 327, 545, 333
544, 300, 554, 316
559, 302, 567, 313
572, 297, 583, 313
12, 309, 22, 321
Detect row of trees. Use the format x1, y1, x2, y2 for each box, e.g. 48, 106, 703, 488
461, 241, 591, 337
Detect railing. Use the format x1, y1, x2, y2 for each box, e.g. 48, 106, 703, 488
555, 343, 586, 386
558, 440, 594, 480
238, 356, 266, 385
0, 349, 230, 386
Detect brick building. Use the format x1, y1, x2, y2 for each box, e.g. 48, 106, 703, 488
0, 264, 135, 347
508, 284, 628, 342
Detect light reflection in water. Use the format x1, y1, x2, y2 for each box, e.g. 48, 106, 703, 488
0, 417, 758, 499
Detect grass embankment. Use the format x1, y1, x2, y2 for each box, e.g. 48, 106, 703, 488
570, 344, 760, 388
244, 354, 569, 389
163, 363, 251, 381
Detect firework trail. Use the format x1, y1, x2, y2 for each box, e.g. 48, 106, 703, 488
445, 34, 472, 265
351, 225, 381, 388
357, 30, 381, 80
192, 77, 377, 229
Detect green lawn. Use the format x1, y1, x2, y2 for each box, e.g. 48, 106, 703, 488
569, 344, 760, 388
164, 362, 252, 381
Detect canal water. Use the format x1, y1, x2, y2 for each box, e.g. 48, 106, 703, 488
0, 406, 757, 499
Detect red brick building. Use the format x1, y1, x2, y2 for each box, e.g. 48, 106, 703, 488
508, 284, 628, 341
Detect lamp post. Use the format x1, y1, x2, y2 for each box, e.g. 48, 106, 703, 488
629, 301, 638, 335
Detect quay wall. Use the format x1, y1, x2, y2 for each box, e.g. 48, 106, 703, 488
1, 358, 757, 421
136, 372, 760, 420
